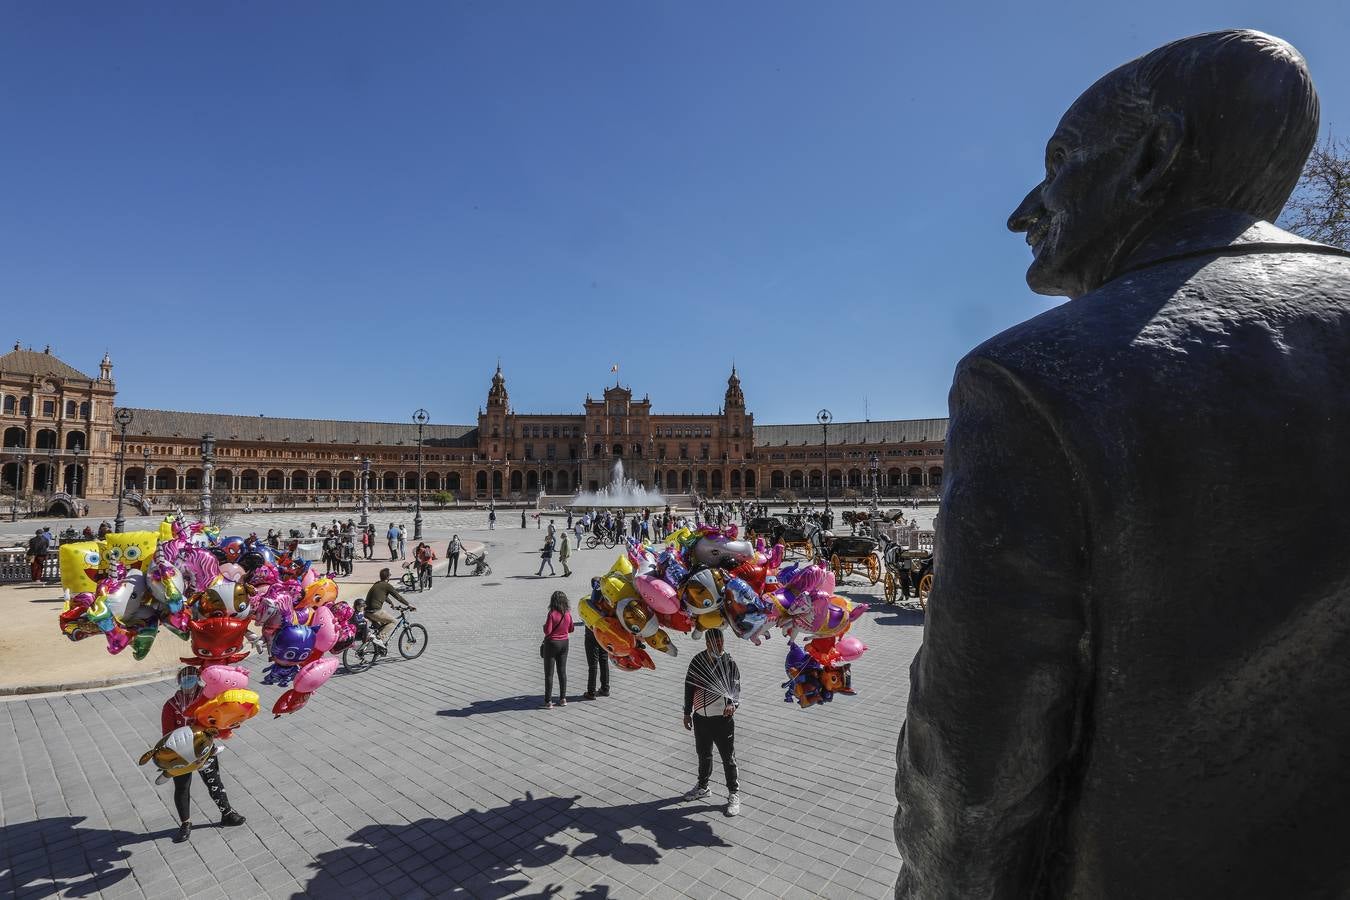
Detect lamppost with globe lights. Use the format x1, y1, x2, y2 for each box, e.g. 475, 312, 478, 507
869, 452, 882, 518
113, 408, 134, 532
817, 409, 833, 524
142, 446, 152, 496
412, 409, 429, 540
357, 456, 371, 527
200, 434, 215, 525
70, 447, 83, 501
46, 447, 55, 496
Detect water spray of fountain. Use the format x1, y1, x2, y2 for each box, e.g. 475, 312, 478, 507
571, 460, 666, 508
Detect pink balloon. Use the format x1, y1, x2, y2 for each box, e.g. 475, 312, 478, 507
294, 656, 338, 693
311, 606, 338, 652
634, 574, 680, 615
300, 568, 317, 590
200, 664, 251, 698
836, 635, 868, 661
219, 562, 246, 583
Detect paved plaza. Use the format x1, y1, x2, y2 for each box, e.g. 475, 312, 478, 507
0, 507, 929, 899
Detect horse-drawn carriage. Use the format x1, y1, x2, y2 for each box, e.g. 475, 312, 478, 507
880, 532, 933, 608
825, 533, 884, 585
746, 516, 781, 544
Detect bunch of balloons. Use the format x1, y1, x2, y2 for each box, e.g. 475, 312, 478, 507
577, 524, 868, 708
57, 516, 359, 779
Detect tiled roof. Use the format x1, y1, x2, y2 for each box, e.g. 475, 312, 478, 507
752, 418, 947, 446
124, 408, 478, 447
0, 348, 93, 381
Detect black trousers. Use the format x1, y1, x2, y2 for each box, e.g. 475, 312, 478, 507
584, 629, 609, 694
693, 714, 738, 793
543, 638, 568, 701
172, 757, 230, 822
447, 552, 459, 575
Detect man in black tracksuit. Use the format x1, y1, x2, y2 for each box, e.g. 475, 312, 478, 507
682, 629, 742, 816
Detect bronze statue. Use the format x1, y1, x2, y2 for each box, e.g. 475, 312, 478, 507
896, 30, 1350, 898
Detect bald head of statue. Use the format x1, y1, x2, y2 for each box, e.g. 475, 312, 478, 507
1008, 29, 1320, 299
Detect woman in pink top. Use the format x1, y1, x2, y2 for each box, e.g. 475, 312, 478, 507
541, 591, 573, 708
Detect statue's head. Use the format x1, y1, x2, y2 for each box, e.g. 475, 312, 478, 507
1009, 30, 1320, 298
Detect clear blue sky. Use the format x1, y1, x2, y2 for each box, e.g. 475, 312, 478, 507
3, 2, 1347, 425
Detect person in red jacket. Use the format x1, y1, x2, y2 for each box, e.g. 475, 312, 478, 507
161, 666, 247, 843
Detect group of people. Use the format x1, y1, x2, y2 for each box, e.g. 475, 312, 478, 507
538, 585, 742, 815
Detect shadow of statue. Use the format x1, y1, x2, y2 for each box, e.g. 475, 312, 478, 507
301, 790, 729, 899
0, 816, 176, 899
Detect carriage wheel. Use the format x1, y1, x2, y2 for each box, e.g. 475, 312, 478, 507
918, 573, 933, 610
867, 555, 881, 585
884, 569, 898, 603
830, 554, 844, 580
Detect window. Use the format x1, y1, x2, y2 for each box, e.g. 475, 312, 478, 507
42, 400, 55, 416
1, 396, 11, 413
524, 444, 534, 460
65, 401, 76, 416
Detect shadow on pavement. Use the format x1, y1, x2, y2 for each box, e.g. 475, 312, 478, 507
870, 607, 925, 627
437, 695, 546, 716
301, 791, 728, 899
0, 816, 176, 899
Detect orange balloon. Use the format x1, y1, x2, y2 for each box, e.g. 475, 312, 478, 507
299, 577, 338, 609
592, 617, 635, 657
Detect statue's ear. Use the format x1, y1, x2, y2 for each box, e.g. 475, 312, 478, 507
1129, 110, 1185, 202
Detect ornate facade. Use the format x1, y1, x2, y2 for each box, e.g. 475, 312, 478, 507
1, 348, 946, 510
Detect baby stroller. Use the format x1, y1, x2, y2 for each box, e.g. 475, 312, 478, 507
464, 547, 491, 576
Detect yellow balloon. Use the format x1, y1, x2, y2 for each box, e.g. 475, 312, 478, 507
577, 597, 604, 628
600, 571, 636, 605
611, 554, 634, 576
59, 541, 105, 596
645, 629, 679, 656
158, 517, 177, 542
104, 531, 159, 572
697, 610, 726, 631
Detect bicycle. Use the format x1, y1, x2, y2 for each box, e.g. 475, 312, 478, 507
399, 562, 420, 592
342, 604, 428, 673
585, 532, 618, 550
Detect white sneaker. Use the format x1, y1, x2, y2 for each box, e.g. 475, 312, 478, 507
372, 639, 388, 652
684, 784, 711, 801
726, 793, 741, 816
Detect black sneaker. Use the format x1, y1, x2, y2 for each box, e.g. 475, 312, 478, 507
597, 689, 610, 697
582, 692, 596, 701
173, 822, 192, 843
221, 810, 246, 827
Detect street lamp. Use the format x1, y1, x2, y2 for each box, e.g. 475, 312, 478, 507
869, 452, 881, 518
142, 446, 151, 494
200, 434, 215, 525
817, 409, 833, 522
46, 447, 55, 496
113, 408, 134, 532
10, 451, 25, 522
71, 448, 83, 501
412, 409, 429, 540
359, 456, 371, 527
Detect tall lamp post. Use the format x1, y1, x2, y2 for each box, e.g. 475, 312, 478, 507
359, 456, 371, 526
142, 446, 151, 495
71, 448, 83, 502
817, 409, 833, 522
46, 447, 55, 496
200, 434, 215, 525
10, 451, 25, 522
412, 409, 429, 540
113, 408, 134, 532
869, 452, 881, 518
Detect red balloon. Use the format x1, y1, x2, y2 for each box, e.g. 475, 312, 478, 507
655, 608, 694, 633
806, 636, 841, 667
610, 653, 643, 672
272, 689, 312, 717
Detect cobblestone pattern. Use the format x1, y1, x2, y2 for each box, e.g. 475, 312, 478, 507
0, 515, 923, 899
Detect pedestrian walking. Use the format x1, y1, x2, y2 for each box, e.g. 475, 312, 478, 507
397, 524, 407, 559
446, 534, 461, 576
360, 528, 372, 560
386, 523, 398, 561
682, 629, 742, 816
26, 529, 49, 583
160, 667, 247, 843
537, 535, 556, 576
488, 507, 496, 530
559, 532, 572, 577
521, 509, 527, 529
540, 590, 572, 708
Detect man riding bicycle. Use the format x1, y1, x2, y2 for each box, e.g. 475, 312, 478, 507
364, 569, 411, 654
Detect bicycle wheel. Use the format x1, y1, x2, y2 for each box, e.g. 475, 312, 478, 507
398, 623, 429, 660
401, 574, 417, 591
343, 640, 376, 673
585, 535, 598, 550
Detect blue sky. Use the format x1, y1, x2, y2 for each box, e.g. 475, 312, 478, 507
3, 2, 1347, 425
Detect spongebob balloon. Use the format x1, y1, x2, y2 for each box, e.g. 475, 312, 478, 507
104, 530, 158, 573
59, 541, 104, 598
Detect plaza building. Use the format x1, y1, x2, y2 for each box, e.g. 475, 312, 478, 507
1, 347, 946, 512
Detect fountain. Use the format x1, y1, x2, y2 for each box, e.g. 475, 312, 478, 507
570, 460, 667, 509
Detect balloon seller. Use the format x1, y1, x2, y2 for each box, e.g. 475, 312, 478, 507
682, 629, 742, 817
161, 666, 247, 843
